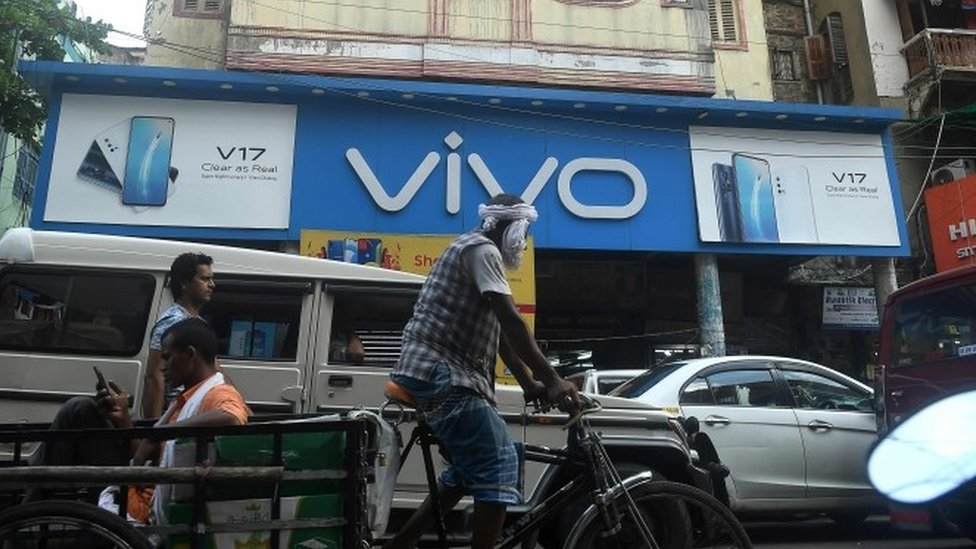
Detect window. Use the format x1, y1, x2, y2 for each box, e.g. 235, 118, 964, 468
892, 283, 976, 366
706, 369, 779, 407
771, 49, 798, 81
203, 279, 308, 361
782, 370, 871, 412
330, 288, 418, 367
13, 146, 38, 203
175, 0, 224, 17
820, 12, 854, 104
680, 376, 714, 404
0, 270, 155, 355
708, 0, 740, 43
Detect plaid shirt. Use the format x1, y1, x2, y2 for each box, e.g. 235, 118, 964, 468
394, 231, 501, 403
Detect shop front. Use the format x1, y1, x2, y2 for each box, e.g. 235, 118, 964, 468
20, 61, 909, 376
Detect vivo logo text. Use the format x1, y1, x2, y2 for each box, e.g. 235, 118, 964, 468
345, 132, 647, 219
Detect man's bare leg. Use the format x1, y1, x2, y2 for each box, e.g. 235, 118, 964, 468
471, 500, 507, 549
383, 482, 464, 549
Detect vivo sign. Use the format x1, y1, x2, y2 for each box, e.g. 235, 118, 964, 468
346, 132, 647, 219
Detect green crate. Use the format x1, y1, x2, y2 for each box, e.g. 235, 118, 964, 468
205, 431, 346, 499
166, 493, 343, 549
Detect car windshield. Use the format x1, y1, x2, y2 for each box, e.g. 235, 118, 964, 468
892, 282, 976, 366
610, 362, 686, 397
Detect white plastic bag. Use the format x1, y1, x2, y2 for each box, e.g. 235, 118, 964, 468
349, 409, 400, 538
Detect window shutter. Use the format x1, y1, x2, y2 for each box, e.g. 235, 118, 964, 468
804, 35, 831, 80
708, 0, 721, 41
720, 0, 738, 41
203, 0, 221, 12
708, 0, 740, 42
183, 0, 199, 12
824, 12, 849, 66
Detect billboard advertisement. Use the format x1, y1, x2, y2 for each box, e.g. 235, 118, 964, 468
300, 229, 535, 384
689, 126, 901, 246
44, 94, 296, 228
923, 174, 976, 273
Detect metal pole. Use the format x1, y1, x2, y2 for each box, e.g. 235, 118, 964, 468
871, 258, 898, 318
695, 253, 727, 357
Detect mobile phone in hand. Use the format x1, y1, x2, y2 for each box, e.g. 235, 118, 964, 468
93, 366, 117, 396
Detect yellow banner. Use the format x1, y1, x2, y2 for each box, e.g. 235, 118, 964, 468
300, 230, 535, 384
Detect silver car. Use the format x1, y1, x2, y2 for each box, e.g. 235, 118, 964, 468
612, 355, 885, 524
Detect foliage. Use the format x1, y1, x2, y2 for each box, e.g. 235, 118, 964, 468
0, 0, 112, 149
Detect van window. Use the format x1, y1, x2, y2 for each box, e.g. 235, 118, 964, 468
892, 283, 976, 366
204, 280, 308, 361
0, 270, 155, 355
331, 290, 417, 367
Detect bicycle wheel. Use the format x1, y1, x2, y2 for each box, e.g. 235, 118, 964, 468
0, 500, 152, 549
564, 480, 753, 549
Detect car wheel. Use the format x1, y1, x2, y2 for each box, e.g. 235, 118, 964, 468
828, 512, 868, 528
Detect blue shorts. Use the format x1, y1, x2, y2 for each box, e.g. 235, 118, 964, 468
392, 364, 522, 505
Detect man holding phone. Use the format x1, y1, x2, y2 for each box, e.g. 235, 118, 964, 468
142, 252, 215, 419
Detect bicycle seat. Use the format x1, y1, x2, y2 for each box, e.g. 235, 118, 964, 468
384, 379, 417, 407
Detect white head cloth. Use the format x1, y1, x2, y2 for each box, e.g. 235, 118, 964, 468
478, 202, 538, 269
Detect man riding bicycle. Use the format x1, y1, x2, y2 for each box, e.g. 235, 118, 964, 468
385, 193, 580, 549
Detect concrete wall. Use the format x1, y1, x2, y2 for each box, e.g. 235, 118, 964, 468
861, 0, 909, 107
223, 0, 720, 95
144, 0, 226, 69
812, 0, 877, 106
714, 0, 774, 100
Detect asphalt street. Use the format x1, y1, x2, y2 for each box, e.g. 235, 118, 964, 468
746, 516, 975, 548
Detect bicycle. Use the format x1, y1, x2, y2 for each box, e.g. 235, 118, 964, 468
380, 380, 753, 549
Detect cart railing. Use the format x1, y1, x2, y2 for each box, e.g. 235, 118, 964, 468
0, 415, 370, 549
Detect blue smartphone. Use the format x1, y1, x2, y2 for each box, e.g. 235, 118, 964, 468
733, 153, 778, 243
122, 117, 175, 207
711, 163, 743, 242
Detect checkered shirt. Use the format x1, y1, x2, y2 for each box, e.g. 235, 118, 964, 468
395, 231, 501, 403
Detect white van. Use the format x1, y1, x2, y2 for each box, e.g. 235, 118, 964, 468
0, 228, 712, 543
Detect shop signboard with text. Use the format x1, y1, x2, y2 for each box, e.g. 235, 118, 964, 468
300, 229, 535, 384
689, 126, 901, 246
923, 175, 976, 273
822, 287, 879, 330
44, 94, 296, 228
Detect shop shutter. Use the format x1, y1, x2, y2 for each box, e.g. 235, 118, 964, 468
804, 35, 832, 80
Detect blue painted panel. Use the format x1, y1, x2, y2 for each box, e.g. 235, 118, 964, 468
23, 66, 909, 256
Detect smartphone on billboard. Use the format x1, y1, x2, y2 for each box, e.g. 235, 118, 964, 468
711, 163, 743, 242
122, 117, 175, 207
76, 118, 130, 193
733, 153, 778, 243
772, 165, 819, 243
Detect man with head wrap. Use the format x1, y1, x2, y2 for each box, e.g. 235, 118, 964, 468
385, 193, 580, 549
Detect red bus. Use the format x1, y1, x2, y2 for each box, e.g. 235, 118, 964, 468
877, 263, 976, 537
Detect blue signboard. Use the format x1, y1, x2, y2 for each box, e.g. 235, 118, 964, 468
22, 61, 909, 257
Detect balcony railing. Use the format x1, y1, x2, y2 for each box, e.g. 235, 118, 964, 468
902, 28, 976, 79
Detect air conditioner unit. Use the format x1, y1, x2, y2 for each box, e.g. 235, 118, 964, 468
930, 159, 976, 185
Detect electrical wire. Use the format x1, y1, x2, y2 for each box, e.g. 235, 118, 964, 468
905, 113, 946, 223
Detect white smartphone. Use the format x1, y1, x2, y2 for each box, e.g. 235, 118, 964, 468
76, 118, 131, 193
772, 165, 819, 243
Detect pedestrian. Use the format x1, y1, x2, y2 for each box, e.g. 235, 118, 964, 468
142, 252, 215, 419
384, 193, 580, 549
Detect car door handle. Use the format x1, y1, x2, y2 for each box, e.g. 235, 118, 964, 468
807, 420, 833, 431
703, 415, 731, 426
328, 375, 353, 388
